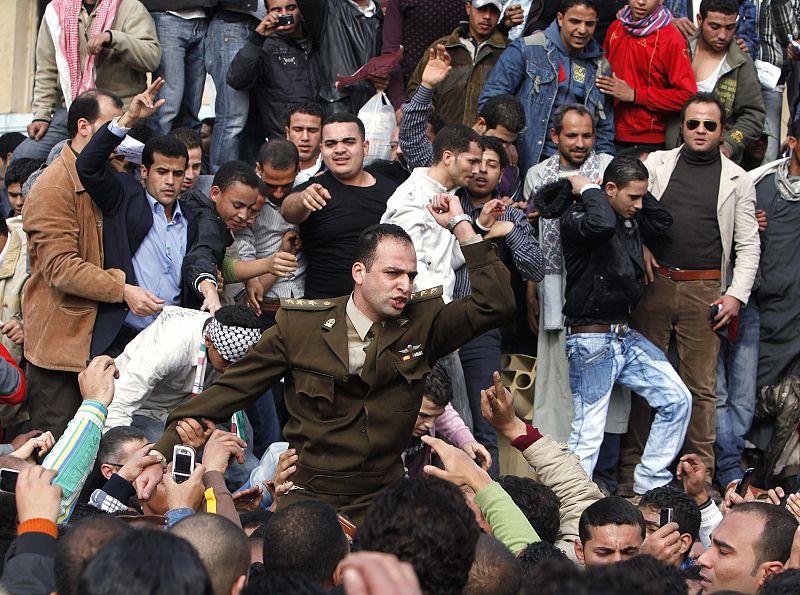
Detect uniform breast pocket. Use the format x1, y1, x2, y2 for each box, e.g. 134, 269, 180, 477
393, 358, 431, 411
292, 368, 342, 424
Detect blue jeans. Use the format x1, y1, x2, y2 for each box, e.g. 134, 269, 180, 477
205, 15, 251, 172
13, 107, 69, 162
459, 329, 501, 477
567, 328, 691, 494
150, 13, 208, 135
714, 302, 759, 488
762, 84, 785, 162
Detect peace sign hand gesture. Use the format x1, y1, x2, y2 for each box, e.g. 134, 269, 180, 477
119, 78, 167, 128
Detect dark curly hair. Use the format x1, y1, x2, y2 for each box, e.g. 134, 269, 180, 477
639, 486, 701, 543
518, 541, 569, 583
360, 476, 480, 595
498, 475, 561, 544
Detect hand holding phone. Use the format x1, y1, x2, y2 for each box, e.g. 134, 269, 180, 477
659, 507, 674, 528
172, 445, 196, 484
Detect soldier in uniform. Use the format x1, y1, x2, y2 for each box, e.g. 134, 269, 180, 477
142, 194, 515, 522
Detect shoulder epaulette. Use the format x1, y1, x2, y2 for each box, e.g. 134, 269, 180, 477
407, 286, 444, 304
279, 298, 337, 310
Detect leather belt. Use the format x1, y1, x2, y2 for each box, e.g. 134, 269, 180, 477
655, 266, 721, 281
261, 299, 281, 314
568, 323, 629, 335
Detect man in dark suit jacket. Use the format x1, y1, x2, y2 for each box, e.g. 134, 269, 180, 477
144, 196, 515, 523
76, 82, 198, 357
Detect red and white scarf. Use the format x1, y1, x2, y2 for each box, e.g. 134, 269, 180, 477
617, 5, 673, 38
44, 0, 121, 105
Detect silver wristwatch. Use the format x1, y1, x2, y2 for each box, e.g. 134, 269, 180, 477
447, 214, 472, 232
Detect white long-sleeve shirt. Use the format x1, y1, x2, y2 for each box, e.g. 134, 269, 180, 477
104, 307, 213, 431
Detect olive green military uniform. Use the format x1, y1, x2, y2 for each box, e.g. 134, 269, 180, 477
153, 240, 514, 522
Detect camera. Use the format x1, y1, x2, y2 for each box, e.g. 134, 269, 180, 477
172, 445, 196, 484
277, 14, 295, 27
659, 507, 673, 527
0, 468, 19, 493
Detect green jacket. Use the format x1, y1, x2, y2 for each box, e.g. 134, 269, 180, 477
154, 240, 515, 510
407, 23, 508, 126
665, 34, 765, 162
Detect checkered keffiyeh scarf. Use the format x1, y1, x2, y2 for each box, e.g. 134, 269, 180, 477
617, 5, 673, 38
205, 318, 262, 364
538, 152, 603, 330
51, 0, 121, 101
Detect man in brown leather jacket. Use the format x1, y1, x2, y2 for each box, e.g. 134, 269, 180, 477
146, 194, 515, 522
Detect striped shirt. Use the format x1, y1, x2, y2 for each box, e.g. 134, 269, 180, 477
42, 400, 108, 524
758, 0, 799, 68
453, 194, 544, 300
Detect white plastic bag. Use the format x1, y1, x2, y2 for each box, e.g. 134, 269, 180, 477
358, 92, 396, 165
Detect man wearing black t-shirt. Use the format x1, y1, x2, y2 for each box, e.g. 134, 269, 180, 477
282, 113, 399, 298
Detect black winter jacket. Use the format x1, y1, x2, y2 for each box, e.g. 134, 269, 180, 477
227, 30, 320, 140
560, 187, 672, 324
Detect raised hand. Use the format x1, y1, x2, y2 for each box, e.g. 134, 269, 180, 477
421, 44, 452, 89
480, 370, 527, 441
78, 356, 119, 406
119, 78, 167, 127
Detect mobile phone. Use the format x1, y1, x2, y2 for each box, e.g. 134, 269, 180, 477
736, 467, 755, 496
277, 14, 294, 26
659, 507, 674, 527
172, 445, 195, 484
337, 513, 357, 541
709, 304, 721, 323
791, 39, 800, 51
0, 468, 19, 493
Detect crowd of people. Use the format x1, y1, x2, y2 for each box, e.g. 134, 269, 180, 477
1, 0, 800, 593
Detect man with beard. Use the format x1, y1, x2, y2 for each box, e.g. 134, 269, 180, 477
453, 135, 544, 475
522, 104, 616, 453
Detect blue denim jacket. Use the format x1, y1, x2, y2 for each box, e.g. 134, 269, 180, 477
478, 22, 615, 173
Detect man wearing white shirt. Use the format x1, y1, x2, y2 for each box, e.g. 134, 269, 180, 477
286, 102, 326, 187
105, 305, 262, 439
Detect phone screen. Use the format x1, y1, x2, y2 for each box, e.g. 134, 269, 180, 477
174, 451, 194, 478
0, 468, 19, 493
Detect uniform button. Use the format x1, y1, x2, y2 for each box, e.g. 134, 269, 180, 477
341, 375, 349, 383
360, 425, 367, 433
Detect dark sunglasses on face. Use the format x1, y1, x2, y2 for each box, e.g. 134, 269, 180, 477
686, 119, 719, 132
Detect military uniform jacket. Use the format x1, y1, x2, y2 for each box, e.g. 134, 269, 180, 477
154, 240, 514, 496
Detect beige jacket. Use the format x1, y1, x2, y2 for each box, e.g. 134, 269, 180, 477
33, 0, 161, 121
0, 217, 29, 363
22, 143, 126, 372
521, 435, 605, 561
644, 147, 760, 304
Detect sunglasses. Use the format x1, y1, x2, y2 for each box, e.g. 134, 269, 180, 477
686, 119, 719, 132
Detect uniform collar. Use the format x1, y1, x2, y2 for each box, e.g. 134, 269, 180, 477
346, 294, 380, 340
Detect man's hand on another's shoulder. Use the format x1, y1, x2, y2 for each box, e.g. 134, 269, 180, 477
78, 356, 119, 406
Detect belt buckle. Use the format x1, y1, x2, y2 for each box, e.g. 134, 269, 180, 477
611, 323, 629, 335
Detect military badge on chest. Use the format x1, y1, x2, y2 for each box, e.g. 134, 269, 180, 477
399, 344, 423, 361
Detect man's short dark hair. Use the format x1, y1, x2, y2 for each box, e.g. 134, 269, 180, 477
261, 501, 348, 588
5, 157, 43, 189
287, 102, 325, 127
578, 496, 646, 544
257, 139, 300, 171
759, 568, 800, 595
680, 92, 727, 129
239, 509, 273, 532
79, 530, 213, 595
602, 155, 649, 190
0, 132, 25, 159
789, 119, 800, 140
128, 123, 153, 145
54, 516, 131, 595
353, 224, 413, 271
142, 135, 189, 170
518, 541, 570, 583
497, 476, 560, 544
560, 0, 598, 14
170, 127, 202, 151
588, 555, 687, 595
432, 125, 481, 165
479, 135, 509, 169
214, 304, 262, 330
201, 117, 215, 129
360, 476, 480, 595
731, 502, 799, 569
639, 486, 701, 543
423, 362, 453, 407
66, 89, 123, 138
552, 103, 596, 135
479, 94, 525, 134
243, 567, 326, 595
212, 160, 261, 193
699, 0, 739, 18
97, 426, 146, 466
171, 513, 251, 595
322, 113, 366, 141
464, 534, 522, 595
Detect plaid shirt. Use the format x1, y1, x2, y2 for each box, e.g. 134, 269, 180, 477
758, 0, 799, 68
